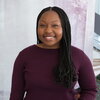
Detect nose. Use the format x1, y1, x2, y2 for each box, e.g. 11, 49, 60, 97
45, 26, 52, 33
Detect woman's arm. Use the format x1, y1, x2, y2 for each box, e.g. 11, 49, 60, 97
78, 51, 97, 100
10, 52, 25, 100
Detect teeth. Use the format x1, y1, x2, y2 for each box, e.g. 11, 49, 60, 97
46, 37, 53, 39
45, 36, 54, 37
44, 36, 55, 40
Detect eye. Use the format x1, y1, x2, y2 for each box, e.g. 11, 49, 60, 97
39, 24, 46, 28
52, 24, 59, 28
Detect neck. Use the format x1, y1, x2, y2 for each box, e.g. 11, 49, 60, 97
37, 43, 60, 49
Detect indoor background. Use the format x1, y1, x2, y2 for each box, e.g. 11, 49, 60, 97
0, 0, 100, 99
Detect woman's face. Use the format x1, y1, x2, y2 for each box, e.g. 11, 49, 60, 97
37, 11, 63, 49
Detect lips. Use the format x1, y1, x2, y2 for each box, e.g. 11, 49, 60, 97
43, 35, 55, 41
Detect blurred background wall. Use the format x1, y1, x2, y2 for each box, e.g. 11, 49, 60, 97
0, 0, 96, 99
93, 0, 100, 76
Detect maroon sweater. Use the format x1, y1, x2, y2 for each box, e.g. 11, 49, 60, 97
10, 45, 97, 100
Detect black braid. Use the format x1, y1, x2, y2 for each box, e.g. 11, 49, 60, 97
36, 6, 78, 88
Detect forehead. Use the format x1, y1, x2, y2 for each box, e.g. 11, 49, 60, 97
39, 11, 61, 22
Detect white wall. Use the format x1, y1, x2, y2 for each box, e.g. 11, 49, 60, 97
95, 0, 100, 14
0, 0, 54, 99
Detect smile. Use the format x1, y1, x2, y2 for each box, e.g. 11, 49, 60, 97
43, 36, 55, 41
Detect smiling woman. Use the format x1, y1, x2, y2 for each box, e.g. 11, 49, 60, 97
37, 10, 62, 49
9, 6, 97, 100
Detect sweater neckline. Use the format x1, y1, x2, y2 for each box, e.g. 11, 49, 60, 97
34, 44, 60, 51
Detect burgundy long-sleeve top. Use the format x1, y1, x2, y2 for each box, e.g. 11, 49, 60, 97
10, 45, 97, 100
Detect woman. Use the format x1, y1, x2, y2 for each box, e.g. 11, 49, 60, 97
10, 6, 97, 100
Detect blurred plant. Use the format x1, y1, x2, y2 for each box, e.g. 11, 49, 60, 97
96, 74, 100, 100
96, 74, 100, 80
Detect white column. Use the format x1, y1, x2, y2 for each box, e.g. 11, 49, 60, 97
84, 0, 96, 60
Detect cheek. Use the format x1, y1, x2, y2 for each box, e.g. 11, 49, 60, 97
57, 30, 63, 39
58, 34, 63, 41
37, 28, 43, 36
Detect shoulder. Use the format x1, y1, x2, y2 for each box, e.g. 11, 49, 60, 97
18, 44, 37, 57
15, 44, 38, 62
71, 45, 85, 57
71, 46, 93, 73
71, 45, 91, 63
20, 44, 35, 52
71, 45, 92, 65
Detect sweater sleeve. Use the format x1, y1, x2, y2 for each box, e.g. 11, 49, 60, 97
78, 51, 97, 100
10, 52, 25, 100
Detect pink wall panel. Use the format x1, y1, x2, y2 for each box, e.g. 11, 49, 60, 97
54, 0, 87, 49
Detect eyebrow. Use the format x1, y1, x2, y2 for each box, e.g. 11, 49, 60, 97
39, 20, 60, 23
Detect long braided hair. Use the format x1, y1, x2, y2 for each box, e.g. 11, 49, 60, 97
36, 6, 78, 88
